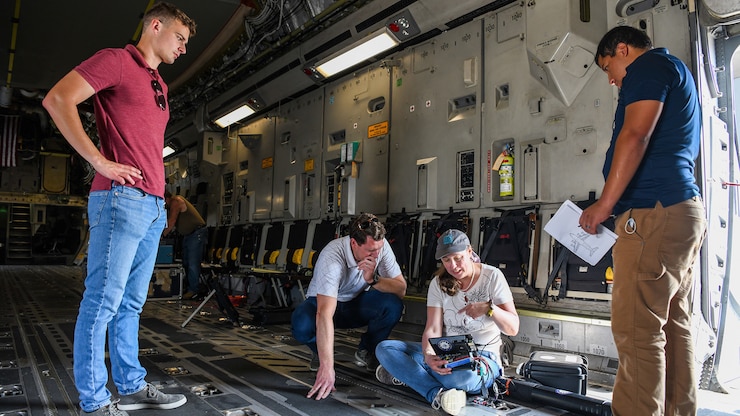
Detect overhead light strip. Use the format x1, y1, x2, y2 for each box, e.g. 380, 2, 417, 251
314, 29, 399, 78
214, 104, 255, 128
162, 145, 177, 158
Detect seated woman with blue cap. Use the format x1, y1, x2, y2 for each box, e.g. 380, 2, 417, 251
374, 229, 520, 415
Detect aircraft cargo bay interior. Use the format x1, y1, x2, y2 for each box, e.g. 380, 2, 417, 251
1, 0, 740, 415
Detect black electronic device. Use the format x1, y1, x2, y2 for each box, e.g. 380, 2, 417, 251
428, 334, 477, 370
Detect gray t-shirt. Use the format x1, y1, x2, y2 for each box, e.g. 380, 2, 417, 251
306, 236, 402, 302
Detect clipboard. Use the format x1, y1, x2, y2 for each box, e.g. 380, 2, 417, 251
543, 200, 617, 266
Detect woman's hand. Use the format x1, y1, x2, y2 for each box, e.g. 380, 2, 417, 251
458, 301, 489, 319
424, 353, 452, 376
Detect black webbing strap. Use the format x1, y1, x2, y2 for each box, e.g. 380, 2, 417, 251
543, 247, 569, 304
479, 217, 502, 262
558, 251, 569, 300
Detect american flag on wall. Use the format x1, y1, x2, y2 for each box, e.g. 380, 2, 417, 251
1, 114, 20, 167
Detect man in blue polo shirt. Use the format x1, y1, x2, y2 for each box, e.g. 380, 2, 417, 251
579, 26, 706, 416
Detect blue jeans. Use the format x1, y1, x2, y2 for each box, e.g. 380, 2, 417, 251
182, 226, 207, 292
291, 290, 403, 354
375, 339, 501, 403
75, 185, 166, 412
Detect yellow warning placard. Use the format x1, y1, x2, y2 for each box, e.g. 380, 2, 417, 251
261, 157, 273, 169
304, 158, 315, 172
367, 121, 389, 138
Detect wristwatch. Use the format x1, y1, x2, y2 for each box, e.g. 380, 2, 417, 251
369, 273, 380, 286
486, 305, 494, 317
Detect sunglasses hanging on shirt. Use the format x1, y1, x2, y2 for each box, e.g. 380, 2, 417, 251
151, 79, 166, 111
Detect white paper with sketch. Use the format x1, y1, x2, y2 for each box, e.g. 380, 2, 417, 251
543, 199, 618, 266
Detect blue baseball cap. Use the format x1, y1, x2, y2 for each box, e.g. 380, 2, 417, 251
435, 229, 471, 260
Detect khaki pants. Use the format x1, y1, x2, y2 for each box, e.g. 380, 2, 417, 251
611, 198, 706, 416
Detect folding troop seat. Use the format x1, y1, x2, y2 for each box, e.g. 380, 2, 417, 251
219, 226, 246, 297
261, 223, 285, 268
281, 221, 311, 305
252, 223, 290, 308
384, 211, 421, 280
207, 227, 229, 265
222, 226, 244, 270
285, 220, 309, 273
239, 223, 263, 268
308, 219, 338, 269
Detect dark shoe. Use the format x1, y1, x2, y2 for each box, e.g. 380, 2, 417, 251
82, 400, 129, 416
182, 291, 196, 300
118, 383, 186, 411
354, 348, 378, 371
309, 354, 320, 371
354, 349, 369, 367
366, 354, 379, 372
375, 365, 405, 386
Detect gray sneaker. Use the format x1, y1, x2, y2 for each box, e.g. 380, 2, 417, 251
82, 400, 129, 416
118, 382, 186, 411
375, 365, 405, 386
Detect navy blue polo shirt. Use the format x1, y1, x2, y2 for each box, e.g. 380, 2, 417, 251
603, 48, 701, 215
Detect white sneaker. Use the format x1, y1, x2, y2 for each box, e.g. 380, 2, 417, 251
431, 388, 466, 415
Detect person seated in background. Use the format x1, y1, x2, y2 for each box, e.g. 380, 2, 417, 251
375, 229, 519, 415
163, 191, 207, 299
291, 213, 407, 400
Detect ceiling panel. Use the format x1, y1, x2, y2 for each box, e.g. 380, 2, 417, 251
1, 0, 241, 94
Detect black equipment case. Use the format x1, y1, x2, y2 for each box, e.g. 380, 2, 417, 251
522, 351, 588, 395
565, 252, 611, 293
249, 306, 293, 326
564, 198, 615, 294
